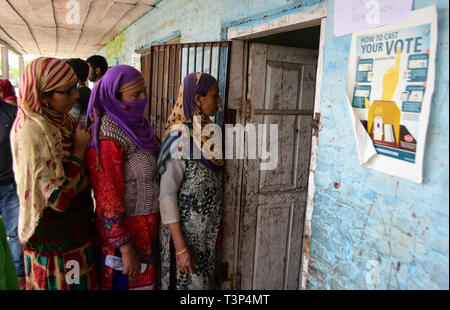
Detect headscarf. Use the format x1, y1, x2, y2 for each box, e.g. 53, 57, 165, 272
0, 79, 17, 104
10, 57, 78, 243
156, 72, 224, 181
86, 65, 159, 171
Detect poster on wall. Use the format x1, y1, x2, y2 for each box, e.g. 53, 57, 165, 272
346, 5, 437, 183
106, 32, 126, 63
131, 54, 141, 71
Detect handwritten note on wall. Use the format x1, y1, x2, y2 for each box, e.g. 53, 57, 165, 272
334, 0, 413, 37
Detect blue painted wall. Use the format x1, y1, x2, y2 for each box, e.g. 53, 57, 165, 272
97, 0, 325, 64
99, 0, 449, 289
309, 0, 449, 290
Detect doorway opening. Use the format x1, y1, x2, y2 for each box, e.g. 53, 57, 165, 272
223, 23, 323, 290
249, 26, 321, 49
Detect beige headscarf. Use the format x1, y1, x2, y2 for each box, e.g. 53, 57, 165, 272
10, 57, 78, 243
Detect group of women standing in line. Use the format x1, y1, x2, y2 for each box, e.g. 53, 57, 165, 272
9, 57, 224, 290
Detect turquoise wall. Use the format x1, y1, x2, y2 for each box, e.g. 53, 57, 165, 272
99, 0, 449, 289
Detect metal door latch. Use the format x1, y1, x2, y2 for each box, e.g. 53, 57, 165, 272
310, 112, 321, 137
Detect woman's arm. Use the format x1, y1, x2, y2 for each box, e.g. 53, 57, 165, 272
168, 222, 195, 274
47, 124, 91, 212
159, 159, 186, 224
160, 159, 196, 274
47, 155, 89, 212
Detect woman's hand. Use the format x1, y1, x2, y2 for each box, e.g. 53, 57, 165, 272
120, 243, 141, 279
176, 248, 196, 274
168, 223, 196, 274
72, 124, 91, 160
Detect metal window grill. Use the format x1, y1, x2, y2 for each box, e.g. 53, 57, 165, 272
140, 41, 231, 141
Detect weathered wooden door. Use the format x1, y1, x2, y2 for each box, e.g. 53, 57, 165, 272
239, 43, 318, 289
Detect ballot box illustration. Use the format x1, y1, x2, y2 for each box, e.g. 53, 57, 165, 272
367, 100, 401, 146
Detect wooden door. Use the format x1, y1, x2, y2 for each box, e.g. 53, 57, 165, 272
239, 43, 318, 289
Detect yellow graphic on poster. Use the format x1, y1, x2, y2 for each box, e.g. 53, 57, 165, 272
366, 48, 402, 147
346, 6, 437, 183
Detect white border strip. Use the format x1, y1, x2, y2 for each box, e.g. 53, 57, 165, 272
300, 16, 327, 290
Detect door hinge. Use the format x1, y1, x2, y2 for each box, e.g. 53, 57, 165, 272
310, 112, 321, 137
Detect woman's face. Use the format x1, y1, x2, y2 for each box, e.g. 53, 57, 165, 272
42, 83, 80, 114
196, 83, 222, 117
119, 82, 147, 103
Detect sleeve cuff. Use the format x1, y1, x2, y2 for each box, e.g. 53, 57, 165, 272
160, 194, 181, 224
110, 234, 132, 249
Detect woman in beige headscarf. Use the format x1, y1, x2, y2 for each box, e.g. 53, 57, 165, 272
10, 57, 98, 290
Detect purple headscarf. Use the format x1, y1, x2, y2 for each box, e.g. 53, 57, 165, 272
86, 65, 159, 166
180, 73, 218, 120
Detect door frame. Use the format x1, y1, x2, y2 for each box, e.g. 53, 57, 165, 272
224, 4, 327, 290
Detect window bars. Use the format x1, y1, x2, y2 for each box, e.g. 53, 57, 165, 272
140, 41, 231, 141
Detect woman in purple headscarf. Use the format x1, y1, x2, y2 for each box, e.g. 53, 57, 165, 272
85, 65, 160, 290
156, 72, 224, 290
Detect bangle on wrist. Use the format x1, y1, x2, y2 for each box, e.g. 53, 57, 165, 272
70, 155, 83, 166
176, 247, 188, 256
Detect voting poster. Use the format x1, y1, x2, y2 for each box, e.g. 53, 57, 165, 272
346, 6, 437, 183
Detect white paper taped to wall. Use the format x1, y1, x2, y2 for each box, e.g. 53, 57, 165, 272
334, 0, 413, 36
